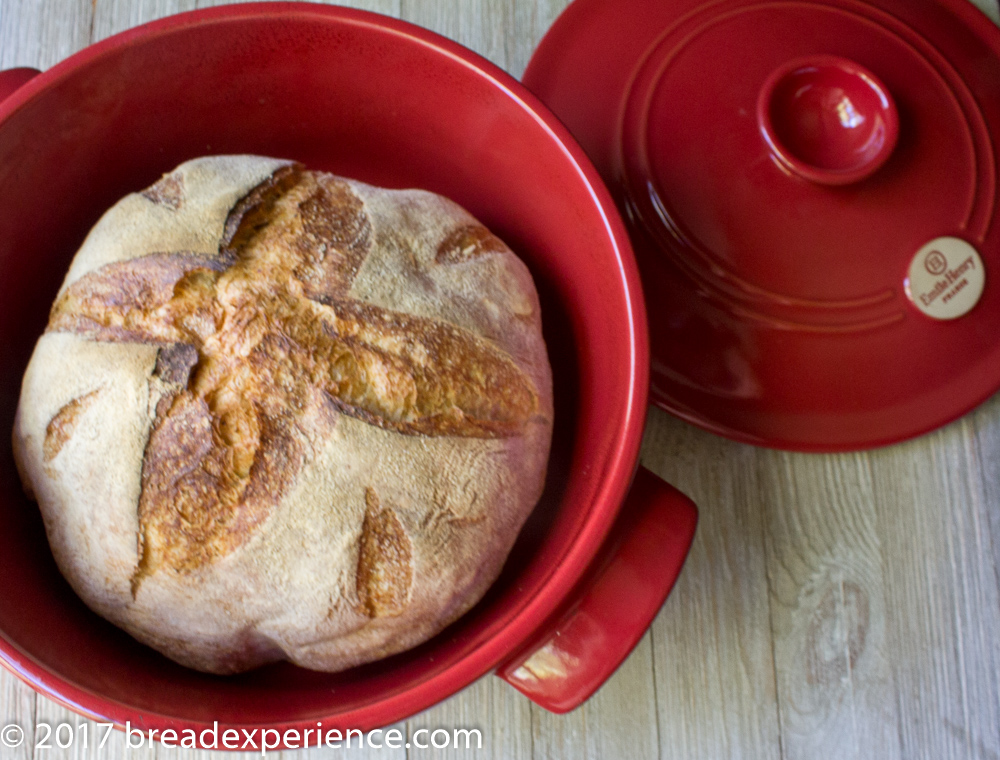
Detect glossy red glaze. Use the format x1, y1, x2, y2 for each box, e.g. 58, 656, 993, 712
0, 3, 697, 745
497, 467, 697, 713
758, 55, 899, 185
525, 0, 1000, 451
0, 68, 40, 102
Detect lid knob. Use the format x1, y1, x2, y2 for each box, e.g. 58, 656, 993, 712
757, 55, 899, 186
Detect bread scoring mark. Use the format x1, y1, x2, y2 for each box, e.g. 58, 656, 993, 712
294, 177, 371, 299
49, 253, 227, 343
140, 172, 185, 210
220, 165, 302, 261
130, 391, 304, 593
357, 487, 413, 617
46, 166, 540, 580
308, 298, 539, 437
43, 389, 102, 462
436, 224, 508, 265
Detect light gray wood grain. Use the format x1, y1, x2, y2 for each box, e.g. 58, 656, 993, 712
0, 0, 91, 70
641, 412, 782, 760
408, 677, 531, 759
0, 669, 33, 760
3, 1, 1000, 759
870, 418, 1000, 760
970, 393, 1000, 760
91, 0, 196, 41
194, 0, 402, 15
400, 0, 567, 77
757, 450, 900, 760
529, 632, 660, 760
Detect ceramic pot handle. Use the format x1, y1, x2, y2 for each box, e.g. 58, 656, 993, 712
0, 68, 41, 103
496, 466, 697, 713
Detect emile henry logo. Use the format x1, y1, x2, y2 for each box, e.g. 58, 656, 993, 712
906, 237, 985, 321
918, 252, 975, 307
924, 250, 948, 276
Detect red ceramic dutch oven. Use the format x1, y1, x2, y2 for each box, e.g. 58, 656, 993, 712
0, 2, 697, 746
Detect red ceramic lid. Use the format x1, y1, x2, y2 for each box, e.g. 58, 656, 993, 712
524, 0, 1000, 451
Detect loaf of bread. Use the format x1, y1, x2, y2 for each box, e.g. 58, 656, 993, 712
12, 156, 552, 674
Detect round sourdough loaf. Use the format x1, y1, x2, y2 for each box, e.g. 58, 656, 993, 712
12, 156, 553, 674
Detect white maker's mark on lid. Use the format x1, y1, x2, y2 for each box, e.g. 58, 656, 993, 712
904, 237, 984, 320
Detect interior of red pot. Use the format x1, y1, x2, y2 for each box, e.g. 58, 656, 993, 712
0, 5, 644, 727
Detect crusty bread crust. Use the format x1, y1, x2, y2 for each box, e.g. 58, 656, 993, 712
12, 156, 552, 674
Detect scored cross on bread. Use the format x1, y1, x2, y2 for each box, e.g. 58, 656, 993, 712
45, 165, 541, 592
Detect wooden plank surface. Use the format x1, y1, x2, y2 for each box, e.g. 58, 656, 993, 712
1, 0, 999, 758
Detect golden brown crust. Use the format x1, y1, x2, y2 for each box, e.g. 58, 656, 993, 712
356, 487, 413, 617
219, 164, 303, 260
43, 390, 101, 462
132, 390, 306, 588
292, 173, 373, 299
42, 167, 542, 584
436, 223, 508, 265
48, 253, 227, 343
